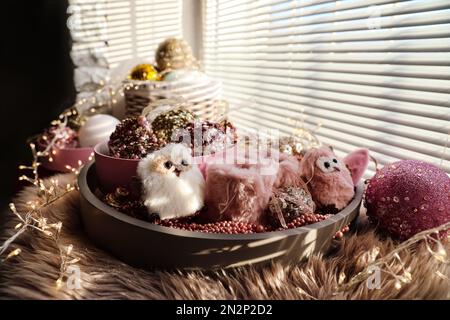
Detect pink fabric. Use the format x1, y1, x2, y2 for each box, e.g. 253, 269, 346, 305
203, 151, 279, 224
274, 154, 303, 189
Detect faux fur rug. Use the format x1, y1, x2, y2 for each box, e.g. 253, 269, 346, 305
0, 174, 448, 300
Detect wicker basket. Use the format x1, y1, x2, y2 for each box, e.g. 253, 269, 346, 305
123, 77, 227, 121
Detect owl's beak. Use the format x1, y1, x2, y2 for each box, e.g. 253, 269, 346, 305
334, 167, 341, 172
174, 168, 181, 177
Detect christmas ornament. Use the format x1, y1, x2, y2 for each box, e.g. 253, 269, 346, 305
267, 186, 315, 228
78, 114, 120, 148
150, 108, 197, 143
155, 38, 199, 73
128, 64, 160, 81
176, 120, 237, 156
137, 143, 205, 220
365, 160, 450, 240
300, 146, 356, 212
104, 187, 148, 220
108, 116, 161, 159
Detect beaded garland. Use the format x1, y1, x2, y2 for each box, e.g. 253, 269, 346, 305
103, 186, 331, 234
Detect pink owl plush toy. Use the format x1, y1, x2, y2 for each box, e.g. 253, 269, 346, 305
299, 146, 369, 212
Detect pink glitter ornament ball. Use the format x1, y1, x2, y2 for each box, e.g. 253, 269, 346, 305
365, 160, 450, 240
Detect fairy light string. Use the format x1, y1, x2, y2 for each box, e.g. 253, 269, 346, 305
336, 221, 449, 295
0, 110, 89, 288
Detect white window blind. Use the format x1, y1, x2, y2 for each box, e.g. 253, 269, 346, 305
202, 0, 450, 176
68, 0, 182, 68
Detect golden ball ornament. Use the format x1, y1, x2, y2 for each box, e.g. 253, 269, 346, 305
128, 64, 160, 81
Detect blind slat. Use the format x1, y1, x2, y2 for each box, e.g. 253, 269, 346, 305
70, 0, 182, 68
209, 61, 450, 79
203, 52, 450, 66
224, 91, 449, 147
204, 0, 450, 174
232, 109, 450, 172
205, 9, 450, 41
206, 0, 449, 30
207, 70, 450, 107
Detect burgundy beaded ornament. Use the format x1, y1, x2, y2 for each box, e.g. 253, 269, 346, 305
365, 160, 450, 240
174, 119, 237, 156
108, 116, 162, 159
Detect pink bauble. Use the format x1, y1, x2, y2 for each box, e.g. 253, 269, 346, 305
365, 160, 450, 240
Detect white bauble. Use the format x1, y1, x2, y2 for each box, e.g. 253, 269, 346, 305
78, 114, 120, 147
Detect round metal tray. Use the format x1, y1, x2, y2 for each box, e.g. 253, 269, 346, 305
78, 161, 362, 270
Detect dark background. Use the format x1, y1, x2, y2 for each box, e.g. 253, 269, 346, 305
0, 0, 75, 211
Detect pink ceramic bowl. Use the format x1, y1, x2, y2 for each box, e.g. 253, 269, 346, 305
41, 146, 94, 173
94, 142, 140, 192
94, 141, 235, 192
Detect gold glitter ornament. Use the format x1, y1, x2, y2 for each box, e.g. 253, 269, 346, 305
151, 109, 196, 143
155, 38, 199, 73
128, 64, 161, 81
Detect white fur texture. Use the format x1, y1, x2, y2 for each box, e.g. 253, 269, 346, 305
137, 144, 205, 220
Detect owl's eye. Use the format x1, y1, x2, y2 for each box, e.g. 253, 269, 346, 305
164, 161, 173, 169
181, 159, 188, 166
316, 156, 335, 173
332, 158, 338, 163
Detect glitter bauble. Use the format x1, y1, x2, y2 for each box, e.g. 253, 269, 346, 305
155, 38, 199, 73
151, 109, 196, 143
365, 160, 450, 240
176, 120, 237, 156
128, 64, 160, 81
267, 186, 315, 228
108, 116, 162, 159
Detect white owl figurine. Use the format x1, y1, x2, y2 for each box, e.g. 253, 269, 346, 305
137, 143, 205, 220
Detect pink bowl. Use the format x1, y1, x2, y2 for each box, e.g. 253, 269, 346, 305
41, 146, 94, 173
94, 142, 236, 192
94, 142, 140, 192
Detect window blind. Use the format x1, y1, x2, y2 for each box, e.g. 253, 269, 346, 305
68, 0, 182, 68
202, 0, 450, 177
